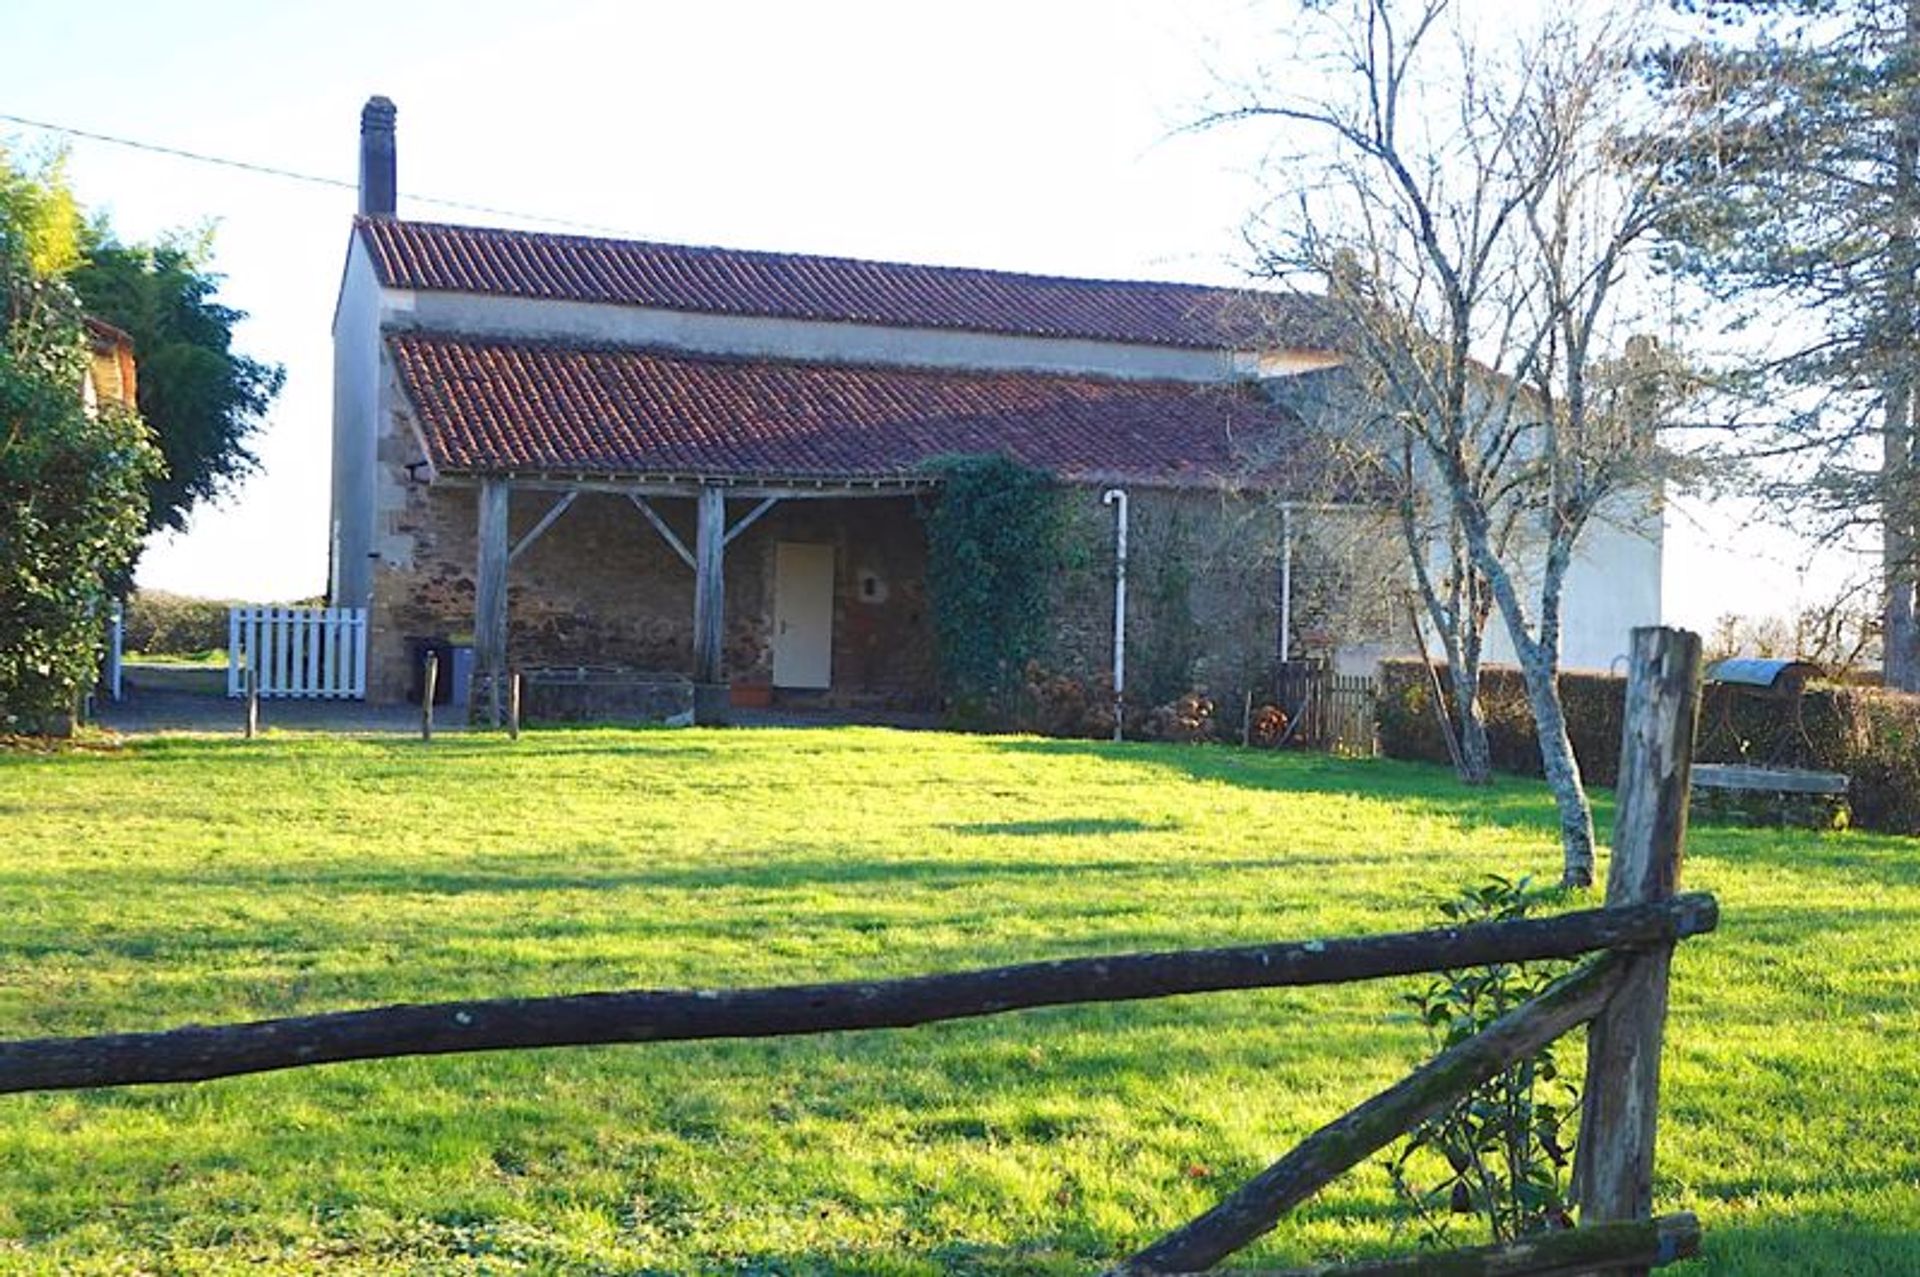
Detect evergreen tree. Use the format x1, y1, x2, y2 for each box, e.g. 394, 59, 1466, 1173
1652, 1, 1920, 686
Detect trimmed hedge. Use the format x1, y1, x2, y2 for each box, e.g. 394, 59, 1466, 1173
122, 591, 236, 656
1377, 659, 1920, 835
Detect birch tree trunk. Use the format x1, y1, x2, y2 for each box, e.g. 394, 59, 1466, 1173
1515, 647, 1597, 887
1453, 663, 1494, 784
1467, 517, 1599, 887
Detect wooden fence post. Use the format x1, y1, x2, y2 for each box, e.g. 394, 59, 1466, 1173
508, 669, 522, 741
421, 653, 438, 743
244, 660, 259, 740
1575, 626, 1702, 1269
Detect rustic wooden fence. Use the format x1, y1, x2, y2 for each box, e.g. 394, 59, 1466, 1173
1277, 661, 1379, 755
0, 627, 1711, 1275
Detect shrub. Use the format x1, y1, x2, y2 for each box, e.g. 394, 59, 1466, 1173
1386, 876, 1577, 1248
122, 590, 235, 655
1, 158, 162, 730
1141, 692, 1219, 744
1377, 662, 1627, 785
1019, 662, 1115, 740
1376, 659, 1920, 835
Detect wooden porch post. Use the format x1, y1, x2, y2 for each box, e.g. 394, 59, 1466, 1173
475, 478, 510, 726
692, 485, 726, 687
1574, 625, 1702, 1269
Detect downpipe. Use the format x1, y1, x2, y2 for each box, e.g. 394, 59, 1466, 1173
1103, 488, 1128, 742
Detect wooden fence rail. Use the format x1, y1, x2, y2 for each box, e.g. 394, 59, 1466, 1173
0, 894, 1715, 1095
1, 627, 1711, 1275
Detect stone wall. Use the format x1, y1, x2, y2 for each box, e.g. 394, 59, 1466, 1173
1045, 490, 1406, 717
365, 408, 935, 708
1046, 487, 1281, 716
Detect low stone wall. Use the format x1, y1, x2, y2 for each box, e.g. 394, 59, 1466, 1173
513, 668, 695, 726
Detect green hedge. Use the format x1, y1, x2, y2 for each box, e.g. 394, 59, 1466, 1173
1376, 659, 1920, 835
122, 591, 236, 655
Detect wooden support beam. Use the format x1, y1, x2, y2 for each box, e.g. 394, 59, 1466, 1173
1110, 957, 1627, 1276
444, 475, 934, 501
0, 897, 1709, 1096
475, 479, 511, 727
508, 491, 578, 565
1176, 1212, 1701, 1277
1575, 626, 1703, 1273
692, 485, 726, 685
626, 494, 695, 569
724, 496, 780, 547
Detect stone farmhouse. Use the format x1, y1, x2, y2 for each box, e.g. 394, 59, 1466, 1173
328, 98, 1662, 721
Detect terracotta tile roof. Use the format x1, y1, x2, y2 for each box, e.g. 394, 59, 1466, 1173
387, 331, 1306, 490
358, 218, 1339, 351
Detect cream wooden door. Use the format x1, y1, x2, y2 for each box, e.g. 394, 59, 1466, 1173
773, 542, 834, 688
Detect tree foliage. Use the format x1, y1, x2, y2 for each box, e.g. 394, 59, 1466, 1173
1387, 876, 1578, 1247
0, 149, 160, 730
70, 228, 283, 534
918, 455, 1067, 723
1647, 0, 1920, 688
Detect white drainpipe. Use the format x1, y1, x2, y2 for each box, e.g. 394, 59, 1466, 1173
1103, 488, 1129, 741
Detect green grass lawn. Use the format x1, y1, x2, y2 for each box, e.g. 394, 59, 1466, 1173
0, 728, 1914, 1274
122, 649, 229, 667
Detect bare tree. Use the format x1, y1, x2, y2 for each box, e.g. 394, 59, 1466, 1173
1208, 0, 1695, 885
1268, 364, 1504, 784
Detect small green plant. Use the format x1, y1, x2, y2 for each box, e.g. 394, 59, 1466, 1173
1385, 875, 1579, 1248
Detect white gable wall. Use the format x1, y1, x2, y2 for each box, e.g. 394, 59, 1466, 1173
1487, 498, 1665, 673
329, 236, 384, 608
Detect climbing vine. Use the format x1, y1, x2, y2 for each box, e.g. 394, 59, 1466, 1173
1133, 505, 1197, 706
919, 455, 1066, 724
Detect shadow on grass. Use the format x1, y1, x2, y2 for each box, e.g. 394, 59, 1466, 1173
1703, 1215, 1920, 1274
1688, 820, 1920, 884
986, 738, 1593, 839
0, 850, 1358, 899
941, 817, 1172, 837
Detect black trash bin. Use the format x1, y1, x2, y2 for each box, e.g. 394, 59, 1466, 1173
406, 636, 455, 705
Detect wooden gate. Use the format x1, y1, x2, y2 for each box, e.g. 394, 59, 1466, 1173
1277, 660, 1378, 754
4, 627, 1711, 1274
226, 606, 367, 700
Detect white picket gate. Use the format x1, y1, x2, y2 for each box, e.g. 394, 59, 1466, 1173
227, 606, 368, 700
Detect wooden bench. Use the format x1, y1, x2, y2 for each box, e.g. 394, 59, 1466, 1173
1691, 762, 1850, 829
1692, 763, 1849, 795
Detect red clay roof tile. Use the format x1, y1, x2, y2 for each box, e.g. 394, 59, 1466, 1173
387, 331, 1304, 489
358, 218, 1338, 351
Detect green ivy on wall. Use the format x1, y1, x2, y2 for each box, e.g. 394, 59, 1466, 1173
918, 455, 1066, 724
1134, 506, 1197, 705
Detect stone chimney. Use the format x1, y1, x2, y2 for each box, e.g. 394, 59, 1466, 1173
358, 96, 397, 218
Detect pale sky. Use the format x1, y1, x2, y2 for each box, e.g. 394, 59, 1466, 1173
1, 0, 1862, 633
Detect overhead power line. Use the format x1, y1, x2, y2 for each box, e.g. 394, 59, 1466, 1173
0, 109, 636, 237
